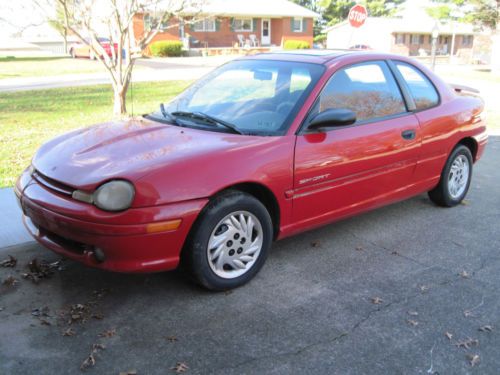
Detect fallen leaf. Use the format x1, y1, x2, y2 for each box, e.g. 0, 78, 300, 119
39, 318, 51, 326
62, 328, 76, 336
80, 343, 105, 371
456, 338, 479, 350
461, 200, 470, 206
478, 325, 493, 332
464, 310, 474, 317
459, 270, 470, 278
407, 310, 418, 316
371, 297, 383, 304
32, 306, 50, 317
466, 354, 480, 367
119, 371, 137, 375
355, 246, 364, 251
224, 290, 232, 296
80, 353, 96, 371
171, 362, 189, 373
0, 255, 17, 268
419, 285, 429, 293
310, 241, 320, 248
166, 335, 178, 342
98, 328, 116, 338
445, 331, 453, 340
406, 319, 419, 327
2, 275, 19, 287
391, 251, 400, 256
22, 258, 62, 284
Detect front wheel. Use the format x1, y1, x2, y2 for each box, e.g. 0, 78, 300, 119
428, 145, 473, 207
183, 191, 273, 291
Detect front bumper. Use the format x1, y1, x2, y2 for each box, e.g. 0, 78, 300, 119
15, 169, 207, 273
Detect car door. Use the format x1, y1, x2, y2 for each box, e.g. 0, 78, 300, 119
292, 60, 421, 227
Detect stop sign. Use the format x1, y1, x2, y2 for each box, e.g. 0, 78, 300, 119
348, 4, 367, 28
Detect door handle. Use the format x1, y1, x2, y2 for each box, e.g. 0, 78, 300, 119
401, 129, 416, 140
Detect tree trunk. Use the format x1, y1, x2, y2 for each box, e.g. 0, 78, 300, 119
113, 86, 127, 115
63, 29, 68, 54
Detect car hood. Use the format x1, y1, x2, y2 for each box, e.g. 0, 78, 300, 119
32, 117, 267, 191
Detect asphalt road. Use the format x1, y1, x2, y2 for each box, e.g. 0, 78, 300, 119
1, 137, 499, 374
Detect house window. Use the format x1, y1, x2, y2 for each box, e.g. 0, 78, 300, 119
193, 17, 216, 32
411, 34, 422, 44
144, 14, 169, 31
395, 33, 405, 44
292, 17, 303, 32
233, 18, 253, 32
462, 35, 473, 46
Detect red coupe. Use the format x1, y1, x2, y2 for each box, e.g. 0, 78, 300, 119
16, 51, 487, 290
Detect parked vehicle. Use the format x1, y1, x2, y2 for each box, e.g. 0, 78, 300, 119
69, 38, 119, 60
16, 51, 487, 290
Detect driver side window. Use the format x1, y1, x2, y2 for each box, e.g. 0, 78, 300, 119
316, 61, 407, 123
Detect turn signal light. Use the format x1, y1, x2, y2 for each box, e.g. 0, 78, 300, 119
146, 219, 182, 233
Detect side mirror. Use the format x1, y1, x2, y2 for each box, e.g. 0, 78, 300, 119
307, 109, 356, 130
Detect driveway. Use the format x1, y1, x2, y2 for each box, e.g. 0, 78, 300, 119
1, 137, 499, 374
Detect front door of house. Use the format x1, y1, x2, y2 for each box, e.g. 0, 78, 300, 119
261, 19, 271, 45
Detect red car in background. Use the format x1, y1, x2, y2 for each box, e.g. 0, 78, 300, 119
69, 37, 119, 60
16, 51, 487, 290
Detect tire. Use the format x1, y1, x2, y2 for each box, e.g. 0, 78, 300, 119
183, 191, 273, 291
428, 145, 473, 207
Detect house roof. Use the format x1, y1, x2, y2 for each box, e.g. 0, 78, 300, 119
180, 0, 320, 19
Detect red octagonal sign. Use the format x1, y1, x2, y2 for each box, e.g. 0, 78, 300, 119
348, 4, 367, 28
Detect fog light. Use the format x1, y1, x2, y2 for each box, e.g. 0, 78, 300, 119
93, 247, 106, 263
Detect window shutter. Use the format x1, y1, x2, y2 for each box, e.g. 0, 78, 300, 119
215, 18, 221, 31
230, 17, 234, 32
302, 19, 307, 33
252, 18, 257, 32
290, 18, 294, 32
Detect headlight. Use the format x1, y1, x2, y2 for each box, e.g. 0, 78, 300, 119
93, 180, 135, 212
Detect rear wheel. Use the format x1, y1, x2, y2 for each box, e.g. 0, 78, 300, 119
428, 145, 473, 207
183, 191, 272, 291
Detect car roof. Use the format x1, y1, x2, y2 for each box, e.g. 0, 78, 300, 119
241, 50, 406, 65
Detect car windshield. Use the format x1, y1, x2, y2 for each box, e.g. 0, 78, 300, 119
151, 59, 324, 135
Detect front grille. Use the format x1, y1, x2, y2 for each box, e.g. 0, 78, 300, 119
43, 228, 91, 255
32, 169, 74, 196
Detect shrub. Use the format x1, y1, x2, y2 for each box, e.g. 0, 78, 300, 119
150, 41, 183, 57
283, 40, 310, 50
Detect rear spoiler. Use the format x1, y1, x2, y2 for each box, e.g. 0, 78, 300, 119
449, 83, 480, 95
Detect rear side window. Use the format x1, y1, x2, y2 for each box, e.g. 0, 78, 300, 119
318, 61, 406, 123
395, 62, 439, 111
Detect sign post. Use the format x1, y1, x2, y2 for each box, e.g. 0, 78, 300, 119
347, 4, 367, 48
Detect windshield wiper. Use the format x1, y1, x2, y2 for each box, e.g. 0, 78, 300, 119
159, 103, 179, 125
171, 111, 244, 135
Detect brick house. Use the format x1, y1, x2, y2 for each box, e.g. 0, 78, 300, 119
133, 0, 319, 50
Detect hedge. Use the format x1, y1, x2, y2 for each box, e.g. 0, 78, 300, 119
150, 41, 183, 57
283, 40, 310, 50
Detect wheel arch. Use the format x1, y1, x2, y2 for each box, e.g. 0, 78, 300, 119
212, 182, 281, 240
457, 137, 478, 162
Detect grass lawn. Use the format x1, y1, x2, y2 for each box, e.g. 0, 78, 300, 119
0, 56, 114, 79
0, 80, 191, 187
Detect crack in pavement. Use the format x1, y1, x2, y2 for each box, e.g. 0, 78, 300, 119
211, 273, 462, 374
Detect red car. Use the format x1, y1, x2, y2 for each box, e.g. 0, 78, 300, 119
69, 37, 119, 60
16, 51, 487, 290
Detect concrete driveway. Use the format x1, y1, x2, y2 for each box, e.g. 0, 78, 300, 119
1, 137, 499, 374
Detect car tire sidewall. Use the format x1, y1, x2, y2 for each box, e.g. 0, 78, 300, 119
440, 145, 473, 206
186, 192, 273, 291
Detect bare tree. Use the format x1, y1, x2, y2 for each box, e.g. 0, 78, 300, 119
37, 0, 203, 115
